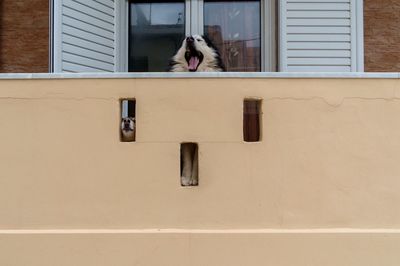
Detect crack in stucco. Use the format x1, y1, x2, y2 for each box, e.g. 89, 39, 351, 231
0, 96, 400, 108
265, 96, 400, 108
0, 97, 117, 101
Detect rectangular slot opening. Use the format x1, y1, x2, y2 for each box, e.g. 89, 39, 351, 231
243, 99, 262, 142
120, 99, 136, 142
180, 143, 198, 186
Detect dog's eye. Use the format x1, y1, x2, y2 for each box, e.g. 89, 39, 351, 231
196, 39, 202, 42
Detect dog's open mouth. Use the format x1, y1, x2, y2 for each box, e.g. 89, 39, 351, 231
185, 50, 203, 72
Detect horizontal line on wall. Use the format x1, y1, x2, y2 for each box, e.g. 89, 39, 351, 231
1, 229, 400, 234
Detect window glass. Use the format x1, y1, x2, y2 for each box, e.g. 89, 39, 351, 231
129, 0, 185, 72
204, 0, 261, 71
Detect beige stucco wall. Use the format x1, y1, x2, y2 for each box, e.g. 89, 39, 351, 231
1, 77, 400, 265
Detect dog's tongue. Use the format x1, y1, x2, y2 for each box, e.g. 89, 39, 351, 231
188, 56, 199, 71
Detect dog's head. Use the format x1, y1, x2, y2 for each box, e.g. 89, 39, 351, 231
121, 117, 135, 132
169, 35, 224, 72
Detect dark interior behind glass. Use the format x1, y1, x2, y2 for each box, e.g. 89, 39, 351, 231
129, 0, 185, 72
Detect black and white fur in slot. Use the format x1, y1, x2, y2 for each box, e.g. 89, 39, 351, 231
121, 117, 136, 142
168, 35, 225, 72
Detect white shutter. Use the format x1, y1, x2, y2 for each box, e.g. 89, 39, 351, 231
279, 0, 363, 72
53, 0, 116, 73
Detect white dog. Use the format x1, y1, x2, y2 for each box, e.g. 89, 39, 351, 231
121, 117, 135, 142
169, 35, 225, 72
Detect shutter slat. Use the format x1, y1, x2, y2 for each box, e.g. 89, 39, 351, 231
57, 0, 115, 73
287, 11, 351, 18
63, 34, 114, 55
72, 0, 114, 15
62, 62, 107, 72
288, 58, 351, 66
280, 0, 361, 72
63, 25, 114, 47
63, 43, 114, 63
287, 42, 351, 50
63, 16, 114, 39
287, 50, 351, 58
287, 34, 351, 42
287, 3, 350, 10
63, 53, 114, 71
288, 0, 350, 2
287, 66, 351, 72
287, 19, 351, 26
63, 6, 114, 32
94, 0, 114, 9
64, 0, 114, 24
287, 26, 351, 34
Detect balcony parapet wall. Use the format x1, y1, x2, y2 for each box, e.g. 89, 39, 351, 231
1, 75, 400, 265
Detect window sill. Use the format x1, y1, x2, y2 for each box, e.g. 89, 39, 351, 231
0, 72, 399, 80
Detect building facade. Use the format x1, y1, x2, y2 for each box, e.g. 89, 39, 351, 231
1, 1, 400, 265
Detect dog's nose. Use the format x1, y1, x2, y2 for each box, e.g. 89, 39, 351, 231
186, 36, 194, 43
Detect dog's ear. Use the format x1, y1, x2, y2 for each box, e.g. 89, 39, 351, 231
202, 35, 215, 48
202, 35, 226, 72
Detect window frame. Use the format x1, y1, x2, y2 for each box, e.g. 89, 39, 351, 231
118, 0, 276, 72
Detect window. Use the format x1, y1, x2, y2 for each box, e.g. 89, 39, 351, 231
129, 0, 186, 72
204, 0, 261, 71
128, 0, 275, 72
53, 0, 363, 73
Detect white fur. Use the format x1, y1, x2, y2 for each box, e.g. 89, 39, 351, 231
121, 117, 135, 142
170, 35, 223, 72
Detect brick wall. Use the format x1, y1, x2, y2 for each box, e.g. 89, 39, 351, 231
364, 0, 400, 72
0, 0, 49, 73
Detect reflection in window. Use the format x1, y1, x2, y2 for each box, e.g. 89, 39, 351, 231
204, 0, 261, 72
129, 0, 185, 72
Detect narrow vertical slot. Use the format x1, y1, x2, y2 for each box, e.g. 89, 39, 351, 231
243, 99, 262, 142
180, 143, 199, 186
120, 99, 136, 142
